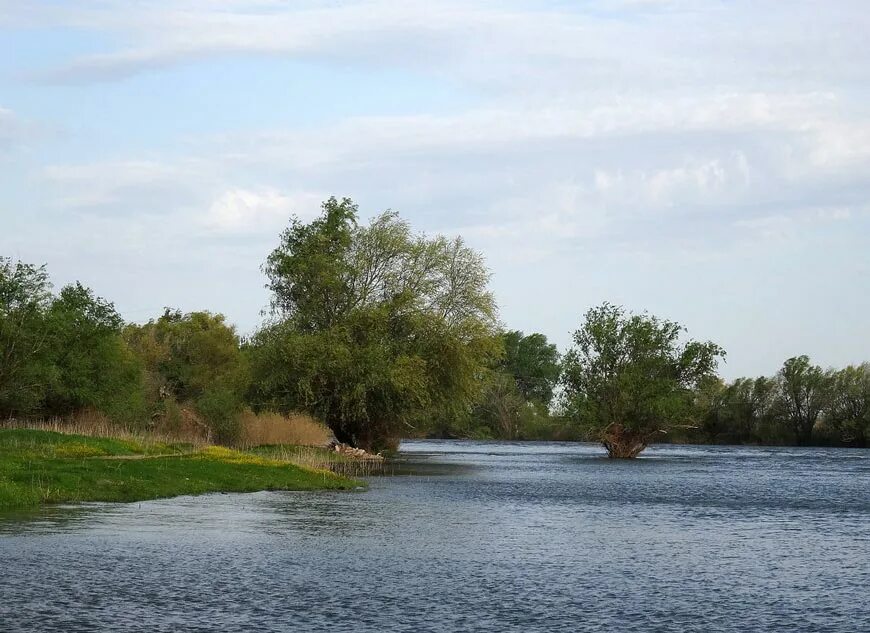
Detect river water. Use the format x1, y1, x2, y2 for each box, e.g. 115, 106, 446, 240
1, 441, 868, 632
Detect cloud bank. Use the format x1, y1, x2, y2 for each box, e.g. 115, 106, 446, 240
2, 0, 869, 377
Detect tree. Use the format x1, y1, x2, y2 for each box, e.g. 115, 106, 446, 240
500, 331, 561, 406
462, 330, 561, 440
824, 363, 869, 447
776, 355, 830, 446
561, 303, 724, 458
471, 371, 527, 439
0, 258, 55, 416
251, 197, 500, 451
124, 309, 250, 442
1, 259, 150, 423
43, 283, 145, 422
700, 376, 779, 444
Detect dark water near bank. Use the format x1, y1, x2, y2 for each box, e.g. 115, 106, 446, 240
1, 441, 869, 632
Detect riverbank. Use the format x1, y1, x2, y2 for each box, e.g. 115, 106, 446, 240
0, 429, 360, 509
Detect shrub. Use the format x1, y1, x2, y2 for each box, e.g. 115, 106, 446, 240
195, 387, 243, 445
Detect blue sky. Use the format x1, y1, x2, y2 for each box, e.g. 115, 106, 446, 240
2, 0, 869, 378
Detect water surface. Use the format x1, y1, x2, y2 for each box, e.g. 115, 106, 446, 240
1, 441, 868, 632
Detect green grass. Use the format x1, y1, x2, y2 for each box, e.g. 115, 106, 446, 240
0, 429, 359, 509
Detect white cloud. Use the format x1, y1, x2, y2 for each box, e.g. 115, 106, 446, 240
43, 160, 205, 210
7, 0, 870, 377
205, 188, 322, 234
9, 0, 868, 96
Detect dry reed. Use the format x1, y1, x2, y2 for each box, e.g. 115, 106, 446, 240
238, 410, 333, 448
1, 409, 207, 448
256, 445, 386, 477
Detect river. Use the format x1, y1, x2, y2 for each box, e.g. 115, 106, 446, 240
1, 440, 868, 632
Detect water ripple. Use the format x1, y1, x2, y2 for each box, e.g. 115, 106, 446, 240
1, 441, 868, 632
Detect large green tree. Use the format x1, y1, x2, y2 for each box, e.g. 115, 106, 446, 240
0, 258, 54, 416
43, 283, 145, 421
775, 355, 831, 446
250, 197, 500, 451
561, 303, 724, 458
1, 259, 145, 421
465, 330, 561, 440
825, 363, 870, 447
500, 331, 561, 406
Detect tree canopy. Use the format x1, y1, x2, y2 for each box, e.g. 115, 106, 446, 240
4, 207, 869, 454
826, 363, 870, 447
776, 355, 831, 446
458, 330, 562, 440
561, 303, 724, 457
0, 258, 144, 421
0, 259, 55, 415
250, 197, 500, 451
500, 331, 561, 406
124, 309, 250, 443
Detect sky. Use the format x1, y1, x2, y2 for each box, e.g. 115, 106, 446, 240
2, 0, 869, 379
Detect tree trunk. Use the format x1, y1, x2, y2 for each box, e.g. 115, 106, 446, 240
600, 424, 648, 458
330, 422, 356, 447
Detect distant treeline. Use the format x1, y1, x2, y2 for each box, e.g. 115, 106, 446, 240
2, 197, 867, 454
428, 328, 869, 451
679, 358, 869, 448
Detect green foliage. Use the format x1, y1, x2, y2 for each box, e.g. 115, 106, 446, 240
500, 331, 561, 406
448, 330, 563, 440
43, 283, 146, 422
822, 363, 869, 447
0, 258, 55, 415
471, 370, 528, 439
685, 358, 870, 448
264, 197, 357, 330
251, 197, 500, 451
125, 309, 249, 402
0, 259, 146, 422
776, 355, 832, 445
195, 387, 243, 445
561, 303, 725, 457
695, 376, 781, 445
124, 309, 250, 439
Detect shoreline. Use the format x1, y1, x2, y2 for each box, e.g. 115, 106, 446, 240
0, 429, 361, 510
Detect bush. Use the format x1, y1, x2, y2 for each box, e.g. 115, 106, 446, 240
195, 388, 243, 445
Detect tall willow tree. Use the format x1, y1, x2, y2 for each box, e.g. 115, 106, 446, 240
250, 197, 500, 451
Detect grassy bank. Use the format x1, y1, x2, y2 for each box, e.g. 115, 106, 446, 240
0, 429, 359, 509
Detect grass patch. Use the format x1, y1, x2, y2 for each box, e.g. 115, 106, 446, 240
0, 429, 359, 509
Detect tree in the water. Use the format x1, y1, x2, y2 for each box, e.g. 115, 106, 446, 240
561, 303, 724, 458
250, 197, 500, 451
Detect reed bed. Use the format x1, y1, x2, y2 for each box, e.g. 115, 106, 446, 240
249, 444, 387, 477
1, 410, 206, 450
238, 410, 334, 448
